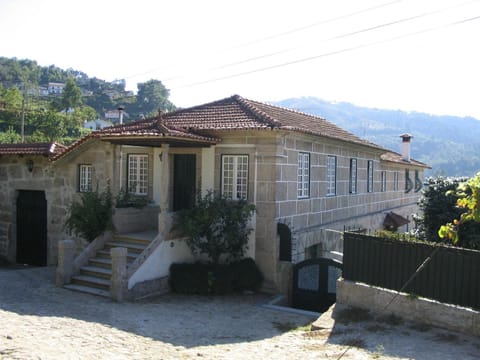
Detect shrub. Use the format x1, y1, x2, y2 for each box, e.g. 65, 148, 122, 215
64, 183, 114, 242
181, 191, 255, 264
169, 258, 263, 294
115, 187, 151, 209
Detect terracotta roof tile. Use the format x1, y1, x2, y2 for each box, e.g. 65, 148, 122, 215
163, 95, 384, 150
52, 95, 428, 168
381, 152, 430, 168
0, 142, 66, 157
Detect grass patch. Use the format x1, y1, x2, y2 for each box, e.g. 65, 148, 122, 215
433, 332, 460, 344
340, 337, 367, 349
365, 323, 388, 333
377, 313, 403, 326
335, 307, 373, 324
272, 321, 312, 333
409, 321, 431, 332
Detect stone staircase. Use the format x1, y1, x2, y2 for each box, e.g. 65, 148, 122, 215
64, 231, 156, 297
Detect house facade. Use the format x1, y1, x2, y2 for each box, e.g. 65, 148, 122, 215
0, 95, 429, 296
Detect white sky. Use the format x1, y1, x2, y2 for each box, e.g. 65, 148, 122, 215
1, 0, 480, 118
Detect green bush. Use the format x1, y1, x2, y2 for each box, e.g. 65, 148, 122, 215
169, 258, 263, 294
115, 187, 151, 208
181, 191, 255, 264
64, 183, 114, 242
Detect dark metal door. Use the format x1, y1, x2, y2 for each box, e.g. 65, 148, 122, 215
173, 154, 196, 211
16, 190, 47, 266
292, 258, 342, 312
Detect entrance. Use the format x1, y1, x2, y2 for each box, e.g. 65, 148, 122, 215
173, 154, 196, 211
292, 258, 342, 312
16, 190, 47, 266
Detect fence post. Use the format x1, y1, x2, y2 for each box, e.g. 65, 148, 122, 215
110, 247, 128, 302
56, 240, 75, 286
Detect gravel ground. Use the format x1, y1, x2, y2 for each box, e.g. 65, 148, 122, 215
0, 266, 479, 359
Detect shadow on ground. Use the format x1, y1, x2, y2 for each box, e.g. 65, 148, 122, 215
319, 305, 480, 359
0, 266, 315, 348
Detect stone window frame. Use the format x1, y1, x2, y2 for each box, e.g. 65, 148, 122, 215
326, 155, 336, 196
127, 154, 149, 195
297, 152, 310, 199
381, 170, 387, 192
78, 164, 93, 193
393, 171, 399, 191
349, 158, 357, 194
221, 154, 249, 200
367, 160, 374, 193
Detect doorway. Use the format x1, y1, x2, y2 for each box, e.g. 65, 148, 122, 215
16, 190, 47, 266
173, 154, 196, 211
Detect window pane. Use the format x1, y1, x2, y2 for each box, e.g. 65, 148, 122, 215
128, 154, 148, 195
79, 164, 92, 192
327, 156, 336, 196
222, 155, 248, 200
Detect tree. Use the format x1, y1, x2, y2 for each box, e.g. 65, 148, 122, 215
438, 172, 480, 249
35, 110, 66, 141
61, 78, 82, 112
181, 191, 255, 265
414, 176, 465, 242
0, 126, 21, 143
136, 79, 175, 117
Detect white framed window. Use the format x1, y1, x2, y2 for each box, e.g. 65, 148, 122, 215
297, 152, 310, 198
327, 155, 336, 196
127, 154, 148, 195
367, 160, 374, 193
78, 164, 93, 192
381, 171, 387, 192
394, 171, 399, 191
349, 158, 357, 194
222, 155, 248, 200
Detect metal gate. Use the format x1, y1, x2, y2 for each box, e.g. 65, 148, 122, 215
292, 258, 342, 312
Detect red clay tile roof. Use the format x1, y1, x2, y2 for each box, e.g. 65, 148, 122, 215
381, 152, 430, 168
0, 142, 66, 156
52, 118, 219, 160
53, 95, 428, 167
163, 95, 384, 150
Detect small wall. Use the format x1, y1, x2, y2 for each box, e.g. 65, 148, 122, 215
128, 237, 192, 290
113, 205, 159, 233
337, 278, 480, 337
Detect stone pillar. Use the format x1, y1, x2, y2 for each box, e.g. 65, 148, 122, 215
56, 240, 75, 286
110, 247, 128, 302
158, 144, 170, 236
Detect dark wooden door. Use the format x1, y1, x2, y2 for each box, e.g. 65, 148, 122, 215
173, 154, 196, 211
292, 258, 342, 312
16, 190, 47, 266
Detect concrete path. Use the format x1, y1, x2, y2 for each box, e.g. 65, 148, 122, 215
0, 266, 479, 359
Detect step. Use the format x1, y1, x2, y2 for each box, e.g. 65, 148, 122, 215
96, 250, 137, 262
80, 265, 112, 279
64, 284, 110, 298
89, 257, 112, 269
113, 234, 152, 246
104, 241, 148, 254
71, 274, 110, 291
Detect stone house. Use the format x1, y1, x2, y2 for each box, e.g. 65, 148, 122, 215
0, 95, 429, 298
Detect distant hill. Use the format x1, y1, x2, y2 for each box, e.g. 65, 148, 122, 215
274, 97, 480, 177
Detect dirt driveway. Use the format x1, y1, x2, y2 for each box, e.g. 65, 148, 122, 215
0, 266, 479, 359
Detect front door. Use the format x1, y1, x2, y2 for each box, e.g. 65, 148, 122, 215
173, 154, 196, 211
16, 190, 47, 266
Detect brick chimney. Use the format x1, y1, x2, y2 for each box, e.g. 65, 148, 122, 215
400, 133, 413, 162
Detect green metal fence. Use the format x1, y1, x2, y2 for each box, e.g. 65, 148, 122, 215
343, 232, 480, 310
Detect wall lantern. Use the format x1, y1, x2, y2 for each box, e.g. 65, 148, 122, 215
158, 152, 163, 162
26, 159, 34, 172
